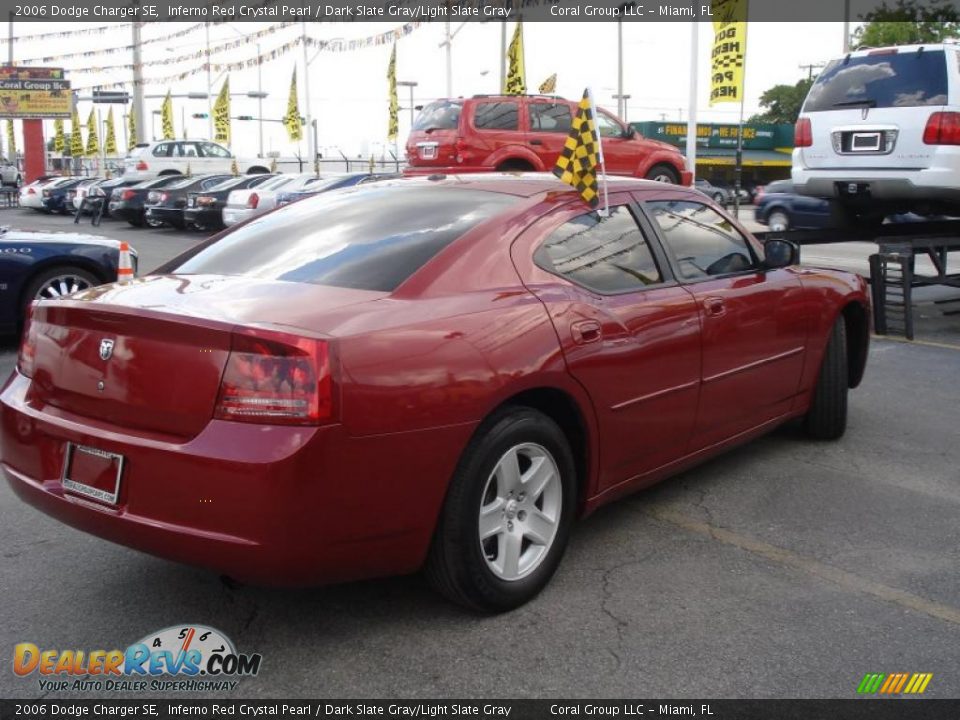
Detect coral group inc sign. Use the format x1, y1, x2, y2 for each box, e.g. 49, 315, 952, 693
0, 66, 71, 119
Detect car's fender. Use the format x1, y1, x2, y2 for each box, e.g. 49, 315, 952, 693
635, 148, 687, 181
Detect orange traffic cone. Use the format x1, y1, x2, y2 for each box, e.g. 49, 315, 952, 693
117, 242, 134, 282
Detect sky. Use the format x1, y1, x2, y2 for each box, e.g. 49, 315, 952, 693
3, 20, 850, 160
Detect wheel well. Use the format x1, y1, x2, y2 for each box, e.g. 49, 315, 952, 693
247, 166, 270, 175
158, 170, 181, 176
497, 387, 589, 510
496, 159, 535, 172
842, 301, 869, 389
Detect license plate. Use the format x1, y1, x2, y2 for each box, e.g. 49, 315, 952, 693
188, 198, 195, 208
419, 144, 437, 160
851, 132, 881, 151
61, 443, 124, 506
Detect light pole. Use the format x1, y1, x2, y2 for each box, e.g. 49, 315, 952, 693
151, 110, 160, 141
204, 22, 214, 139
397, 80, 418, 129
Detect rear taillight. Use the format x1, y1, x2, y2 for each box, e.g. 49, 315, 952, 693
197, 195, 215, 206
794, 117, 812, 147
136, 160, 148, 171
27, 188, 35, 195
246, 193, 259, 209
159, 192, 169, 203
454, 137, 469, 164
923, 111, 960, 145
18, 304, 37, 378
214, 330, 334, 426
121, 189, 135, 201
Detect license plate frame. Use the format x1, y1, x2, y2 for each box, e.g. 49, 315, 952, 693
418, 143, 438, 160
61, 443, 124, 506
851, 132, 881, 152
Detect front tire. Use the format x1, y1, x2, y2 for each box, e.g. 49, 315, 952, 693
804, 319, 848, 440
645, 163, 680, 184
426, 407, 576, 613
768, 210, 791, 232
22, 266, 100, 311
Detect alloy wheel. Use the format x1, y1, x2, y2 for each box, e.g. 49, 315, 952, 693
34, 273, 93, 300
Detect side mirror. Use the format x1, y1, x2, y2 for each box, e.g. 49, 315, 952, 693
763, 239, 799, 269
623, 128, 637, 140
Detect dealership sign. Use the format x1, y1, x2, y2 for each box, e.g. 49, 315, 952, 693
631, 121, 794, 151
0, 66, 71, 119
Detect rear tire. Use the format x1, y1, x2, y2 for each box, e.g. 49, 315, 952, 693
426, 407, 576, 613
645, 164, 680, 184
768, 210, 791, 232
804, 319, 848, 440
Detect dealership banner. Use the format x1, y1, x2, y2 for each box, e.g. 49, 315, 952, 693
0, 67, 70, 119
709, 0, 748, 105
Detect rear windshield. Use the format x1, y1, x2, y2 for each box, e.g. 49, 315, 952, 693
413, 101, 462, 131
766, 180, 793, 193
209, 176, 255, 192
170, 185, 516, 292
803, 50, 947, 112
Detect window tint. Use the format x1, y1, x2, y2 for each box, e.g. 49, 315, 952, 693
803, 50, 947, 112
534, 206, 662, 293
152, 143, 171, 157
171, 186, 517, 292
200, 176, 231, 189
596, 112, 624, 138
647, 200, 757, 280
529, 103, 572, 133
412, 101, 462, 131
474, 102, 519, 131
201, 142, 231, 158
166, 176, 203, 190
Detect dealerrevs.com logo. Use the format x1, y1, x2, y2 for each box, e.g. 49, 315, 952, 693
13, 624, 262, 693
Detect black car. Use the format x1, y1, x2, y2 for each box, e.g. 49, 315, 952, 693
109, 176, 191, 228
40, 178, 87, 214
80, 177, 141, 218
275, 173, 402, 207
143, 174, 234, 230
183, 174, 275, 231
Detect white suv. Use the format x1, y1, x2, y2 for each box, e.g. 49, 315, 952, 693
793, 43, 960, 218
122, 140, 270, 181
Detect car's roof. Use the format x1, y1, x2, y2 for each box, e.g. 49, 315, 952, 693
388, 172, 687, 199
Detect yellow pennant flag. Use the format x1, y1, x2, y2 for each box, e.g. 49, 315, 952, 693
503, 21, 526, 95
71, 107, 84, 158
127, 108, 137, 151
553, 89, 602, 209
53, 118, 65, 154
6, 120, 15, 159
387, 43, 399, 142
161, 89, 175, 140
539, 73, 557, 94
85, 109, 100, 157
214, 77, 231, 146
710, 0, 748, 105
105, 107, 117, 156
283, 68, 302, 142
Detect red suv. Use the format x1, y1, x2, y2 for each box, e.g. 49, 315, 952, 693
405, 95, 691, 185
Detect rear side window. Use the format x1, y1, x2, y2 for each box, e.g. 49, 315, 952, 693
534, 206, 662, 293
803, 50, 948, 111
152, 143, 172, 157
529, 103, 572, 133
412, 101, 462, 131
474, 102, 519, 131
647, 201, 757, 280
171, 186, 517, 292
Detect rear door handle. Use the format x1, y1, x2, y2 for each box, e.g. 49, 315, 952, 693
703, 297, 726, 317
571, 320, 602, 345
529, 139, 543, 146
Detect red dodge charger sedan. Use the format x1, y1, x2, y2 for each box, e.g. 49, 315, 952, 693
1, 175, 869, 612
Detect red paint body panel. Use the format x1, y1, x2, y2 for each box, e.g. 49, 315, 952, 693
0, 176, 869, 586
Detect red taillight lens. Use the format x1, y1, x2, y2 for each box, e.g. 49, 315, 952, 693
27, 187, 35, 195
136, 160, 148, 171
159, 192, 169, 202
214, 331, 334, 425
18, 304, 38, 378
794, 117, 812, 147
246, 193, 259, 209
923, 111, 960, 145
197, 195, 215, 206
121, 189, 135, 201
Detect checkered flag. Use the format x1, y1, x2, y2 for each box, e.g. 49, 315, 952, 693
553, 89, 604, 210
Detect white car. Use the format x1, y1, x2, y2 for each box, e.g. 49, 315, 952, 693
121, 140, 271, 182
19, 177, 71, 209
793, 43, 960, 219
0, 160, 20, 187
222, 173, 322, 226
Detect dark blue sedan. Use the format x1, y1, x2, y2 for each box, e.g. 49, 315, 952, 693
276, 173, 401, 207
754, 179, 832, 231
39, 178, 87, 215
0, 227, 136, 334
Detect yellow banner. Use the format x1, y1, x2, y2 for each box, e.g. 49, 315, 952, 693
85, 108, 99, 157
283, 68, 302, 142
387, 44, 398, 142
710, 0, 748, 105
503, 21, 525, 95
539, 73, 557, 94
6, 120, 15, 157
53, 118, 65, 153
214, 77, 231, 146
105, 107, 117, 156
161, 89, 174, 140
127, 107, 137, 151
71, 107, 84, 157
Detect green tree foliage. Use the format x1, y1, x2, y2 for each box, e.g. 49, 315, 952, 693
853, 0, 960, 47
748, 78, 814, 125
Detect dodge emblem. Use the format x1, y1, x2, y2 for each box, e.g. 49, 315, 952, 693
99, 339, 115, 361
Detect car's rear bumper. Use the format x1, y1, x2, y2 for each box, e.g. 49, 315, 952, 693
183, 208, 223, 227
144, 206, 184, 225
222, 207, 256, 226
0, 371, 471, 586
792, 158, 960, 205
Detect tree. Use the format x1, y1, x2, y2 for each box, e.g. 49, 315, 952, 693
853, 0, 960, 47
748, 78, 814, 125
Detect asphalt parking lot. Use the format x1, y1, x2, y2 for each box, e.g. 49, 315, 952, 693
0, 206, 958, 699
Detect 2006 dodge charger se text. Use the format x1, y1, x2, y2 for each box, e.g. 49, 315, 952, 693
0, 174, 870, 612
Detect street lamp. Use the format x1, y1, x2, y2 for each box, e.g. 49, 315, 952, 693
396, 80, 418, 128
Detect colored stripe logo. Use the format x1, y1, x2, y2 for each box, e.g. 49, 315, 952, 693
857, 673, 933, 694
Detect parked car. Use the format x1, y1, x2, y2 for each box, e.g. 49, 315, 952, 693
20, 177, 71, 210
109, 176, 188, 227
72, 178, 139, 216
183, 174, 277, 231
64, 178, 104, 214
793, 43, 960, 219
0, 158, 21, 187
39, 177, 86, 214
275, 173, 402, 207
121, 140, 271, 182
222, 173, 321, 226
0, 226, 136, 334
143, 174, 234, 230
754, 179, 833, 231
693, 178, 730, 205
405, 94, 691, 184
0, 175, 869, 611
